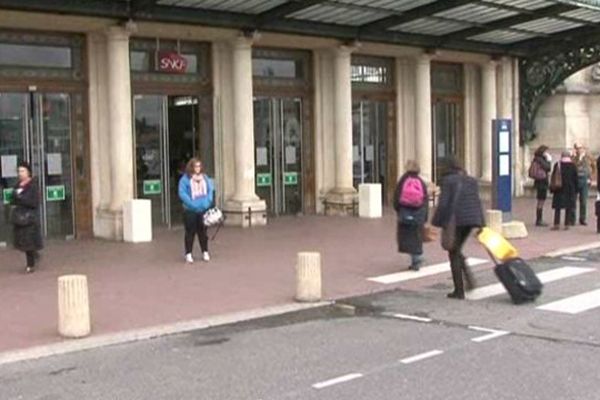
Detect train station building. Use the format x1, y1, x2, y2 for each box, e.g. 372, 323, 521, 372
1, 0, 600, 243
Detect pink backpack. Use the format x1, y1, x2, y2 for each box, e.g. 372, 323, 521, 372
399, 177, 425, 208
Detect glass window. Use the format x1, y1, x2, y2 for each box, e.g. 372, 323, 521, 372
181, 54, 198, 74
131, 51, 150, 72
351, 65, 389, 84
253, 58, 301, 79
0, 43, 71, 69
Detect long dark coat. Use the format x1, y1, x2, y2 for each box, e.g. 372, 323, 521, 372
431, 170, 484, 229
12, 179, 43, 252
551, 161, 578, 210
393, 172, 428, 255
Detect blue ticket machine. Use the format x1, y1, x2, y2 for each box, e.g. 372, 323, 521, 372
491, 119, 512, 221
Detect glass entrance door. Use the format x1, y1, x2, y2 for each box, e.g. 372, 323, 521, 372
352, 100, 387, 189
0, 92, 74, 245
432, 98, 461, 183
134, 94, 199, 227
254, 97, 303, 216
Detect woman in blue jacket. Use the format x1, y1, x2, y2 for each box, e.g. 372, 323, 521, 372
178, 158, 215, 263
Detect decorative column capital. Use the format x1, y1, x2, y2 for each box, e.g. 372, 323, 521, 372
332, 41, 360, 58
105, 25, 135, 42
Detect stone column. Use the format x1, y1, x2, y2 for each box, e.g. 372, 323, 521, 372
106, 26, 134, 212
481, 60, 498, 182
95, 26, 135, 240
415, 54, 433, 182
324, 46, 356, 215
223, 36, 266, 227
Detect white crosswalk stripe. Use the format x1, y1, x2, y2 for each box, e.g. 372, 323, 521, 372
537, 288, 600, 314
466, 266, 594, 301
367, 258, 488, 284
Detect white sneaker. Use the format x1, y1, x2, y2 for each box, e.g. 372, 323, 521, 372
185, 253, 194, 264
202, 252, 210, 262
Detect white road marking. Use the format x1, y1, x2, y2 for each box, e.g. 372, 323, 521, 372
367, 258, 488, 284
466, 266, 594, 300
400, 350, 444, 364
468, 326, 510, 342
537, 288, 600, 314
545, 242, 600, 258
561, 256, 587, 262
312, 373, 363, 389
391, 313, 433, 323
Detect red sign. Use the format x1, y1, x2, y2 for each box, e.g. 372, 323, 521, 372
157, 52, 188, 74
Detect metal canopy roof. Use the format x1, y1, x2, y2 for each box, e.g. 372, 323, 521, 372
1, 0, 600, 56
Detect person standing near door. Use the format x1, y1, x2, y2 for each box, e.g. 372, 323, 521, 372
432, 157, 484, 300
10, 161, 42, 273
178, 158, 214, 264
394, 160, 428, 271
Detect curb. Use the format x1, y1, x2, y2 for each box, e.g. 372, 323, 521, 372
0, 301, 332, 367
544, 241, 600, 258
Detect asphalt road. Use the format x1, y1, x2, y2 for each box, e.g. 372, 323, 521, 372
2, 251, 600, 400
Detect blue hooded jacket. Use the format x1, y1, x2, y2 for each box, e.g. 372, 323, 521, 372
178, 174, 215, 213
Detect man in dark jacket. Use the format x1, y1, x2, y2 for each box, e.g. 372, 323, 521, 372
551, 151, 579, 230
432, 157, 484, 300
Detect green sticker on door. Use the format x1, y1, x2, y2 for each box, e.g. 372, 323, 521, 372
46, 185, 65, 202
284, 172, 298, 186
257, 173, 272, 187
2, 188, 14, 204
143, 180, 162, 195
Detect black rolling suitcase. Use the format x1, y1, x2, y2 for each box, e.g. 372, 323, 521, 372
494, 258, 543, 304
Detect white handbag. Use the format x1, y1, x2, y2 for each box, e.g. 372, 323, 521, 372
203, 207, 224, 227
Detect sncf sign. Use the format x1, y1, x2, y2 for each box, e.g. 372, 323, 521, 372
157, 52, 188, 74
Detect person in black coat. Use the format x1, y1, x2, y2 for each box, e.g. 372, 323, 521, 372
393, 160, 428, 271
550, 151, 578, 231
11, 161, 43, 273
531, 145, 552, 226
432, 157, 484, 300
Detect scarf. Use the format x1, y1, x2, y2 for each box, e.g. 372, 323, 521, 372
191, 174, 207, 200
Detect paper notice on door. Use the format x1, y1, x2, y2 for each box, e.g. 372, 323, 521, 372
256, 147, 268, 166
365, 145, 374, 162
47, 153, 62, 176
1, 155, 17, 178
285, 146, 296, 165
353, 146, 360, 162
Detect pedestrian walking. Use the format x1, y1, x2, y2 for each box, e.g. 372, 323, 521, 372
393, 160, 428, 271
550, 151, 578, 230
570, 142, 596, 225
432, 157, 484, 300
10, 161, 42, 273
178, 158, 215, 264
529, 145, 552, 226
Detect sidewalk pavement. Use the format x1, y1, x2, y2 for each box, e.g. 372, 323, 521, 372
1, 197, 599, 356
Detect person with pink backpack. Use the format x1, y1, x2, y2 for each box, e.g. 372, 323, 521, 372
394, 160, 428, 271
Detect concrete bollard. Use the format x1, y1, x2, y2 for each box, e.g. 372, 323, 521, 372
486, 209, 503, 234
295, 252, 322, 302
58, 275, 91, 338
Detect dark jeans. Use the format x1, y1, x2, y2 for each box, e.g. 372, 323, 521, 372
447, 226, 475, 295
25, 250, 38, 268
555, 208, 574, 227
569, 177, 589, 223
184, 210, 208, 254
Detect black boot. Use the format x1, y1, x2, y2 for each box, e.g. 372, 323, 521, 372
535, 208, 547, 227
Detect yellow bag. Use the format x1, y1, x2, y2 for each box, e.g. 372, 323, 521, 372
477, 227, 518, 262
